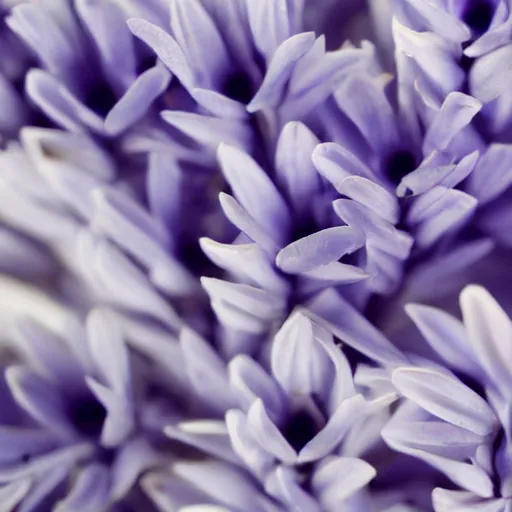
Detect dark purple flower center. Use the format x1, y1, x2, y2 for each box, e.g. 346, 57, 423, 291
85, 82, 118, 117
222, 72, 254, 105
283, 409, 320, 452
385, 150, 417, 185
68, 395, 107, 438
463, 0, 494, 34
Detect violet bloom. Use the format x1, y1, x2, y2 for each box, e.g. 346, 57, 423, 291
0, 0, 208, 315
200, 74, 487, 353
199, 124, 368, 356
128, 0, 374, 157
7, 0, 173, 139
0, 276, 253, 511
0, 307, 160, 511
225, 312, 379, 511
0, 128, 199, 337
377, 285, 512, 511
152, 312, 391, 511
388, 1, 512, 249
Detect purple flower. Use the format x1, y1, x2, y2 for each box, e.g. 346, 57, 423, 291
0, 305, 161, 510
199, 126, 369, 355
225, 312, 378, 510
377, 285, 512, 510
7, 0, 171, 138
129, 0, 374, 156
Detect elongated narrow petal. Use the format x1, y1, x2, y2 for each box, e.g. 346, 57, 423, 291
248, 399, 296, 464
248, 32, 315, 112
276, 226, 365, 274
127, 18, 194, 88
312, 457, 376, 507
460, 285, 512, 395
271, 313, 332, 398
392, 367, 497, 436
53, 464, 110, 512
218, 143, 291, 244
180, 327, 234, 414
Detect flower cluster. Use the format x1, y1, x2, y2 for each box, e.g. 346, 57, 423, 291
1, 0, 512, 510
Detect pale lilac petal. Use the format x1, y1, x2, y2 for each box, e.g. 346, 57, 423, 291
127, 18, 194, 88
432, 488, 505, 512
13, 317, 83, 385
201, 278, 286, 322
393, 19, 464, 96
191, 88, 248, 118
78, 235, 182, 329
392, 367, 498, 436
307, 288, 408, 366
398, 151, 479, 198
164, 421, 239, 465
200, 239, 288, 294
271, 312, 332, 398
423, 93, 482, 154
313, 142, 373, 186
218, 193, 281, 254
404, 0, 471, 42
225, 409, 275, 479
298, 394, 366, 463
246, 0, 294, 61
86, 308, 131, 398
170, 0, 230, 89
470, 44, 512, 103
0, 427, 57, 464
247, 32, 315, 112
336, 176, 400, 224
333, 199, 413, 259
311, 457, 376, 507
91, 188, 196, 296
26, 70, 104, 133
383, 420, 484, 460
173, 459, 266, 511
105, 65, 171, 135
383, 424, 494, 497
276, 226, 365, 274
111, 437, 159, 500
21, 128, 115, 182
468, 144, 512, 204
314, 328, 356, 407
5, 366, 73, 437
0, 444, 92, 483
460, 285, 512, 396
162, 111, 252, 149
147, 151, 182, 227
19, 464, 71, 512
218, 144, 291, 245
300, 261, 368, 285
272, 466, 320, 512
229, 355, 285, 420
407, 187, 477, 248
180, 327, 234, 414
86, 377, 134, 447
0, 479, 31, 512
335, 75, 399, 154
405, 304, 482, 378
275, 121, 320, 218
248, 399, 296, 464
210, 295, 271, 335
53, 464, 110, 512
76, 0, 135, 91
